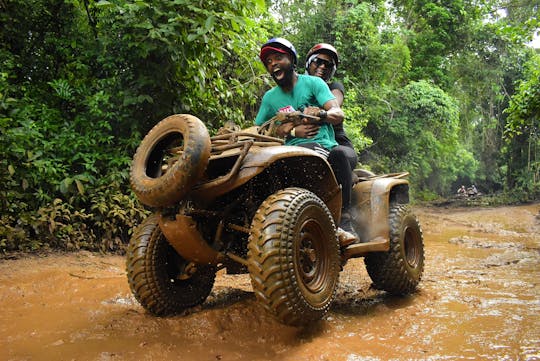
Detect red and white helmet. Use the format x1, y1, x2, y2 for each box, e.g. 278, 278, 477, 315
305, 43, 339, 80
259, 37, 298, 65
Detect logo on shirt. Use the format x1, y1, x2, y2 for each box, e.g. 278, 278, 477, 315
278, 105, 295, 113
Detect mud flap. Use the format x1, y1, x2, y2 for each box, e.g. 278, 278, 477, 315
158, 214, 220, 265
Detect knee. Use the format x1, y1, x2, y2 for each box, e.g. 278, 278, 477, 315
328, 146, 347, 162
329, 147, 352, 171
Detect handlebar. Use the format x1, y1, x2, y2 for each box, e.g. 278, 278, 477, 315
274, 111, 324, 126
258, 110, 326, 137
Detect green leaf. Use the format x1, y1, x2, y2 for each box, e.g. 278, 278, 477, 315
75, 179, 85, 195
205, 15, 215, 31
60, 178, 73, 194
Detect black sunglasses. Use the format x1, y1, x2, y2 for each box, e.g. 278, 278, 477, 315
313, 57, 334, 68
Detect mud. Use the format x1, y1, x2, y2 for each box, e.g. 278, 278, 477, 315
1, 203, 539, 361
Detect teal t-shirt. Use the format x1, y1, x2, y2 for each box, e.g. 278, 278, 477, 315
255, 74, 338, 150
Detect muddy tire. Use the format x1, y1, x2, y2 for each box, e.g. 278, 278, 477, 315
130, 114, 211, 208
364, 204, 424, 295
247, 188, 341, 326
126, 214, 216, 316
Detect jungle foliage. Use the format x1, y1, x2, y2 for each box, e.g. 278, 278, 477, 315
272, 0, 538, 200
0, 0, 538, 252
0, 0, 269, 252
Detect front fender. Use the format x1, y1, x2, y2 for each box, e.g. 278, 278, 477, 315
191, 145, 342, 220
351, 177, 409, 243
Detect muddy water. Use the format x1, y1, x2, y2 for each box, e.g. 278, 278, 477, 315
1, 204, 539, 361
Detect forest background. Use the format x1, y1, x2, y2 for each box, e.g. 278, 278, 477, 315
1, 0, 538, 252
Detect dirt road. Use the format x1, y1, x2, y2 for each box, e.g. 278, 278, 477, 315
1, 203, 539, 361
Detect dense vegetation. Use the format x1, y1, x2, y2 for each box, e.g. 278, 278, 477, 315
1, 0, 538, 252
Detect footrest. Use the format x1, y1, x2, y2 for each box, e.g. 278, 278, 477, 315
342, 237, 389, 259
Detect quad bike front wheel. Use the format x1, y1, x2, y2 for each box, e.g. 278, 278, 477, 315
364, 204, 424, 295
130, 114, 211, 208
126, 214, 216, 316
247, 188, 341, 326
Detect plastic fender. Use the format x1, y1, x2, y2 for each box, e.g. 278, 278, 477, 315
352, 177, 409, 242
158, 214, 220, 265
191, 145, 341, 220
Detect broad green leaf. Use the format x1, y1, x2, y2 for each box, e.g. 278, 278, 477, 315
75, 179, 85, 195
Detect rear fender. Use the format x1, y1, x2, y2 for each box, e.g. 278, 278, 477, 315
351, 178, 409, 243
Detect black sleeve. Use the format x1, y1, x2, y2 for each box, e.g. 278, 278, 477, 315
329, 81, 345, 96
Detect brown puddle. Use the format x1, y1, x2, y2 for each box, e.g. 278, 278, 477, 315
1, 203, 539, 360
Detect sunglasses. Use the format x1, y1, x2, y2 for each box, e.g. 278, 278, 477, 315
312, 57, 334, 68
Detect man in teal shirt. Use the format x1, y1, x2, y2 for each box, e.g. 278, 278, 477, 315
255, 71, 338, 151
255, 37, 357, 244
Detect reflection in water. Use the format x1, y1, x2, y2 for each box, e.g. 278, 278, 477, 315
0, 204, 539, 360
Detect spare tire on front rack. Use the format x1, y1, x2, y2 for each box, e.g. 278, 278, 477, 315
130, 114, 211, 208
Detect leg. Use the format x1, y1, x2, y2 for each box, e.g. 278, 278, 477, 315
328, 146, 358, 244
328, 145, 352, 210
341, 144, 358, 171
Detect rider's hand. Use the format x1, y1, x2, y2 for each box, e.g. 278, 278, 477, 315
300, 106, 325, 126
303, 106, 321, 117
276, 122, 294, 138
293, 124, 320, 139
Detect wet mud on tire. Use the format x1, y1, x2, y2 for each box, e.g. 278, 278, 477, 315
247, 188, 341, 326
364, 204, 425, 294
126, 214, 216, 315
1, 203, 539, 360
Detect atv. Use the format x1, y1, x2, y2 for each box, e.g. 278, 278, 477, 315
126, 113, 424, 326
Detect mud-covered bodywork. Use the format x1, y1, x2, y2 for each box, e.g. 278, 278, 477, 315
160, 141, 342, 268
126, 114, 424, 326
192, 144, 342, 220
351, 173, 409, 242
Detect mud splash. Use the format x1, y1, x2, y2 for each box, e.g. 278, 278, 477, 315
1, 203, 539, 360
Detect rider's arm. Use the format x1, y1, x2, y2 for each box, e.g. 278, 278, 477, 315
331, 88, 344, 107
322, 99, 344, 125
303, 100, 344, 126
329, 82, 345, 107
292, 123, 320, 138
310, 76, 344, 125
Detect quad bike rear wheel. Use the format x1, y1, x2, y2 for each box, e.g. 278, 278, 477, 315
126, 214, 216, 316
364, 204, 424, 295
247, 188, 341, 326
130, 114, 211, 207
